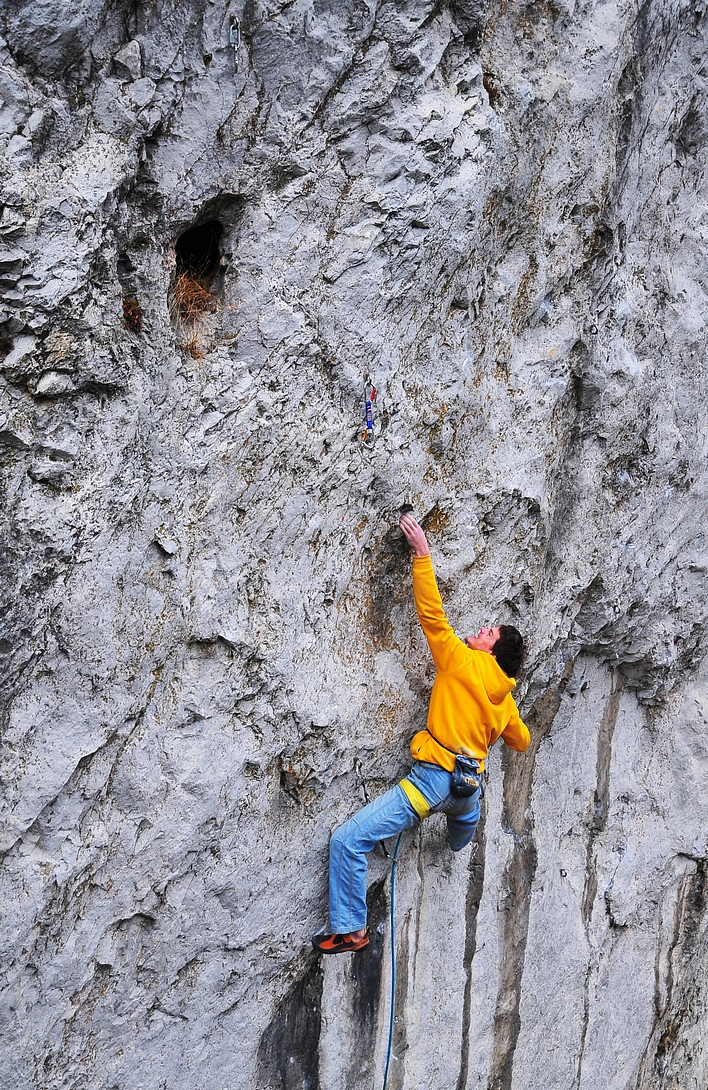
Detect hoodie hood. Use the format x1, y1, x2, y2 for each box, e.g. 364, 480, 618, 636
472, 648, 516, 704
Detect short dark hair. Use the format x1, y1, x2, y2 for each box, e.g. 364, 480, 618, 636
493, 625, 524, 678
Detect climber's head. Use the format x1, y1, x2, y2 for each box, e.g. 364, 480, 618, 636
492, 625, 524, 677
466, 624, 524, 678
466, 626, 500, 653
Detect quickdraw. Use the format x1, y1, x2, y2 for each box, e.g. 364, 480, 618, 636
355, 759, 389, 857
362, 377, 376, 447
229, 18, 241, 71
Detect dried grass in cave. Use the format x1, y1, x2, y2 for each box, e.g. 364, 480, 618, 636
171, 273, 217, 324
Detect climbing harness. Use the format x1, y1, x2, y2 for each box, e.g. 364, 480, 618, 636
399, 777, 431, 820
229, 17, 241, 71
361, 377, 376, 447
382, 832, 403, 1090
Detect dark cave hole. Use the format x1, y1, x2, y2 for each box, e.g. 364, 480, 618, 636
175, 219, 223, 285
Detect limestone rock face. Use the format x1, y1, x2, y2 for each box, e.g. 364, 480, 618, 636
1, 1, 708, 1087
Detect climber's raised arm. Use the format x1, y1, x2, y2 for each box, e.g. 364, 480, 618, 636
399, 513, 467, 674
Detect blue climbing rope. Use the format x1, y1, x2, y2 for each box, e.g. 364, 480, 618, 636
382, 832, 403, 1090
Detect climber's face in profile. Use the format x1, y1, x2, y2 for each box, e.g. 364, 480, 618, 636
465, 626, 500, 653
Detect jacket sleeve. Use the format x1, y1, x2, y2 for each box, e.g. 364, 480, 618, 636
412, 555, 467, 673
500, 703, 530, 752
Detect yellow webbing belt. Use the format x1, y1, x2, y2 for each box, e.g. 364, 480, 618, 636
399, 778, 431, 821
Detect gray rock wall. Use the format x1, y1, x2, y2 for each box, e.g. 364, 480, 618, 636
1, 0, 707, 1087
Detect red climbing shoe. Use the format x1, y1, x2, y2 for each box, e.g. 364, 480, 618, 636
311, 930, 369, 954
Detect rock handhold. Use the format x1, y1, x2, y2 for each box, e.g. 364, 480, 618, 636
28, 459, 73, 485
114, 40, 142, 82
34, 371, 76, 398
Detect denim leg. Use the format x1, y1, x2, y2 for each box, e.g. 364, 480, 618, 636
444, 790, 481, 852
446, 807, 480, 851
408, 762, 481, 852
329, 785, 418, 933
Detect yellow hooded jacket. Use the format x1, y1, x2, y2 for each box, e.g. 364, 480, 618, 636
408, 554, 530, 772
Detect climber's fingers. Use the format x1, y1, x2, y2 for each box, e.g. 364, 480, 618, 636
399, 513, 429, 555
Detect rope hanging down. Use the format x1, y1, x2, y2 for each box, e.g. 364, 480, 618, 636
351, 761, 401, 1086
362, 377, 376, 447
382, 832, 403, 1090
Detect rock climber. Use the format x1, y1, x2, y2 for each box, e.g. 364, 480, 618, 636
312, 512, 530, 954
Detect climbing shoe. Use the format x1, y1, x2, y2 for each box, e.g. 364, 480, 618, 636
311, 930, 369, 954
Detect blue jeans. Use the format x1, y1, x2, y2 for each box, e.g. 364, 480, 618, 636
329, 762, 481, 933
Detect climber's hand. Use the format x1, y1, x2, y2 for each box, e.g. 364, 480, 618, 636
399, 513, 430, 557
